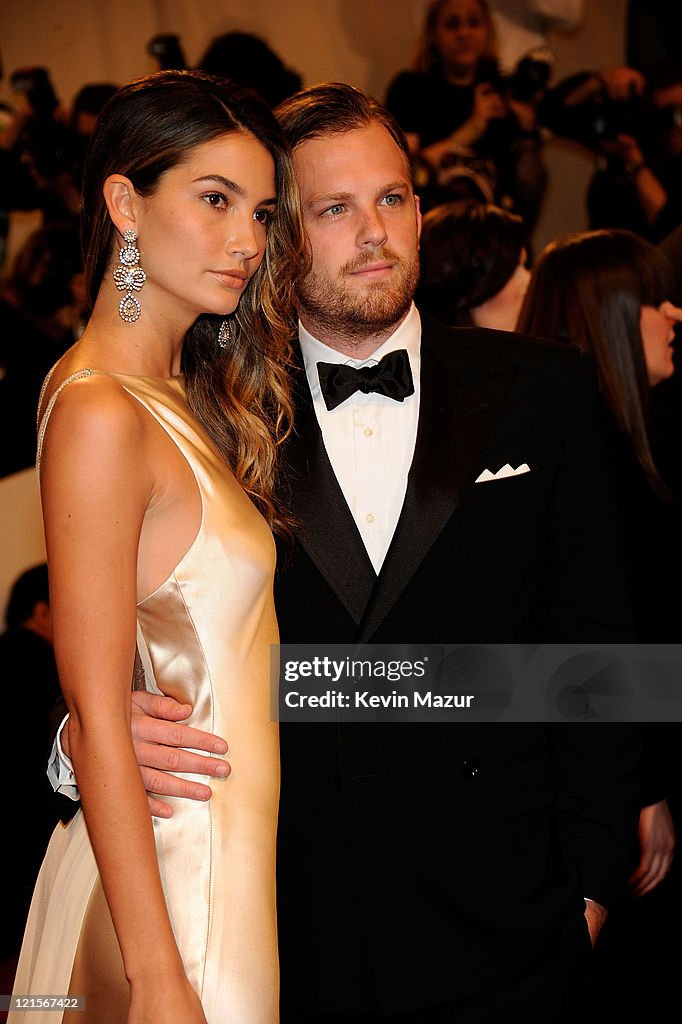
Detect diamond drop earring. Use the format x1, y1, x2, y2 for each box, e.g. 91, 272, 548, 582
113, 229, 146, 322
218, 318, 232, 349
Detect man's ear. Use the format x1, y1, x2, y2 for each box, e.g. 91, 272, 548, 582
103, 174, 139, 239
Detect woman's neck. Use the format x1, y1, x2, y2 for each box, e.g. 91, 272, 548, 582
441, 63, 476, 86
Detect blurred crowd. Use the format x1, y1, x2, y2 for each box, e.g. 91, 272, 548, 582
383, 0, 682, 244
0, 2, 681, 1019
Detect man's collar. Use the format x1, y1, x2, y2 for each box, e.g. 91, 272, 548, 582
299, 303, 421, 397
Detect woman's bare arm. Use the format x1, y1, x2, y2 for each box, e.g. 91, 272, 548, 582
40, 375, 206, 1023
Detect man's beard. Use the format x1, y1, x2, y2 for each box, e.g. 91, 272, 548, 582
296, 248, 419, 345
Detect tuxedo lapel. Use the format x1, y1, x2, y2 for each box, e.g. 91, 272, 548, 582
357, 332, 518, 641
283, 367, 377, 625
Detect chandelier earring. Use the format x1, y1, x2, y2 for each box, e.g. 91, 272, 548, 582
217, 317, 232, 349
113, 229, 146, 322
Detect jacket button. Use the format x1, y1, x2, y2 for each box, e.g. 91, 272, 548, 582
461, 757, 480, 777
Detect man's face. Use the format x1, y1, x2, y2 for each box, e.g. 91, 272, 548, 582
293, 123, 421, 353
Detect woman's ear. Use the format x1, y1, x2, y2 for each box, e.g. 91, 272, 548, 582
103, 174, 139, 238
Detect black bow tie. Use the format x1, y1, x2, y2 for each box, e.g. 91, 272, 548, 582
317, 349, 415, 411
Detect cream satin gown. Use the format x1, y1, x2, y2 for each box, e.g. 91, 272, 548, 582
10, 370, 280, 1024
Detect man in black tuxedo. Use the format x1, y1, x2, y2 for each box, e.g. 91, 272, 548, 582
269, 83, 640, 1023
50, 84, 641, 1021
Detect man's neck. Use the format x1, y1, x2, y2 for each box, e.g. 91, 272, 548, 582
299, 308, 412, 361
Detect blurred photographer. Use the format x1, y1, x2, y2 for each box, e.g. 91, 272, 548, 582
3, 66, 80, 224
540, 64, 681, 241
384, 0, 547, 229
146, 33, 187, 71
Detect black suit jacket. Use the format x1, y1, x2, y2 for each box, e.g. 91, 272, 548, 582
275, 314, 641, 1015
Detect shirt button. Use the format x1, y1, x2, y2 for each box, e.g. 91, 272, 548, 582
365, 513, 375, 524
364, 427, 373, 437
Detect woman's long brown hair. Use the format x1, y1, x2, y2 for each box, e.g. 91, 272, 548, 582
81, 70, 306, 534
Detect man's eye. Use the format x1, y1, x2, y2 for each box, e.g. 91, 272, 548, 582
381, 195, 402, 207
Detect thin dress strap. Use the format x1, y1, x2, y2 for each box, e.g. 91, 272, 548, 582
36, 368, 94, 472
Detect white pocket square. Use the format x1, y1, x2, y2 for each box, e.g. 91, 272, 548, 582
475, 463, 531, 483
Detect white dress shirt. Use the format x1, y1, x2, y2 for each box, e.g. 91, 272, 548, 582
300, 302, 421, 574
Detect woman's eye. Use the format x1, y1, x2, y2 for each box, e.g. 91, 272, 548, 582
254, 209, 273, 225
203, 192, 227, 208
324, 204, 345, 217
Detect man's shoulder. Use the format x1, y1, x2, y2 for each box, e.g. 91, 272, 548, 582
419, 311, 590, 378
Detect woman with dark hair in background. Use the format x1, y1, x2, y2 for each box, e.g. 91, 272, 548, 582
518, 230, 681, 504
9, 69, 304, 1023
517, 228, 682, 1018
416, 198, 530, 329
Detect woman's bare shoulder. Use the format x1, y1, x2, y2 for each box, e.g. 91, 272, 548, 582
44, 355, 156, 421
39, 368, 151, 475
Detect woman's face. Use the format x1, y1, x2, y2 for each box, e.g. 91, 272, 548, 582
640, 300, 682, 386
431, 0, 490, 78
132, 130, 276, 324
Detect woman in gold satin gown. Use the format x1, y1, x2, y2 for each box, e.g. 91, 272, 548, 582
9, 70, 304, 1024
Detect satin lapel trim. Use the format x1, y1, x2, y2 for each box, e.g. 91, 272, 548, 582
284, 376, 377, 624
357, 347, 518, 641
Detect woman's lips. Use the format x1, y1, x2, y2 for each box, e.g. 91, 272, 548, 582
211, 269, 248, 288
